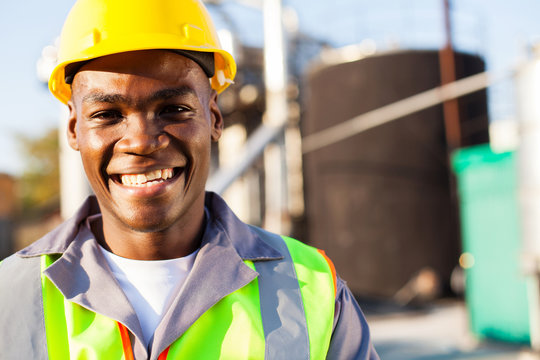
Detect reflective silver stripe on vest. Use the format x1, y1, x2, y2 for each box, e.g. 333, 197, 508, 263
251, 227, 310, 360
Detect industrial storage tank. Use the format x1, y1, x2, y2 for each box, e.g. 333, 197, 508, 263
302, 49, 489, 299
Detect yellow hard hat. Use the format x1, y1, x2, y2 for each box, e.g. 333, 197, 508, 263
49, 0, 237, 104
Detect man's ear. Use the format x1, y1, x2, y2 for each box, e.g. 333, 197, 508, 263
66, 101, 80, 151
209, 91, 224, 142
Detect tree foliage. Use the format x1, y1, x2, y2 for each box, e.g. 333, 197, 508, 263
17, 128, 60, 214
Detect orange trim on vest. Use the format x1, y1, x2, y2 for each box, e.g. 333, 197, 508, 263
117, 322, 171, 360
117, 322, 134, 360
158, 346, 171, 360
317, 249, 337, 295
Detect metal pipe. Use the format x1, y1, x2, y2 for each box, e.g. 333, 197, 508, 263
516, 57, 540, 350
206, 122, 285, 194
261, 0, 289, 233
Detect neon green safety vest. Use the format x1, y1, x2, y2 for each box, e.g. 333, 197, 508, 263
40, 234, 336, 359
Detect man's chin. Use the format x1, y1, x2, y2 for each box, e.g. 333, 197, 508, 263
123, 215, 177, 234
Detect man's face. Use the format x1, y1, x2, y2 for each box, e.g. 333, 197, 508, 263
68, 50, 223, 234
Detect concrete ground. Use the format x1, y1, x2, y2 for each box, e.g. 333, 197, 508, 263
364, 299, 537, 360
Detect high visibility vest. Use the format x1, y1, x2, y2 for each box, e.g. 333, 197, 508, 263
41, 234, 336, 359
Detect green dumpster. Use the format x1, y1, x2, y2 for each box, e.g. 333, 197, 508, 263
452, 144, 530, 343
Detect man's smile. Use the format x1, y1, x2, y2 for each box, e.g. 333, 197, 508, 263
108, 166, 186, 196
116, 168, 176, 187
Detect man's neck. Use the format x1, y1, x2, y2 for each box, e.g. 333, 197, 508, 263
92, 206, 206, 261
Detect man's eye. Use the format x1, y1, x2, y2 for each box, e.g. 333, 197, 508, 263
160, 105, 191, 116
90, 110, 122, 121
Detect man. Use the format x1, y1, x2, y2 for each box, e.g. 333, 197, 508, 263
0, 0, 378, 359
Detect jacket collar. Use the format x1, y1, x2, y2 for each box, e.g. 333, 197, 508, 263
204, 192, 282, 261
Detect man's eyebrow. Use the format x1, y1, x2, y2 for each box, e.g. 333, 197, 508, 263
80, 87, 197, 106
148, 86, 197, 102
82, 92, 129, 105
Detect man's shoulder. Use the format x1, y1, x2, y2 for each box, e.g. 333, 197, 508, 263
0, 253, 48, 359
246, 224, 307, 250
0, 252, 41, 285
246, 225, 330, 271
0, 253, 43, 319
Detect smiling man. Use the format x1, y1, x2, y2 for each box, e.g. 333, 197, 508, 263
69, 51, 219, 261
0, 0, 378, 359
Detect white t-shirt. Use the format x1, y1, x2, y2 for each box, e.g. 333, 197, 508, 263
99, 246, 198, 346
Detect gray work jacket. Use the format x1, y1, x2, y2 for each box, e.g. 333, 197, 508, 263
0, 192, 378, 359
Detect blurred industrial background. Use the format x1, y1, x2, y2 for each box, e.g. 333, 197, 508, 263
2, 0, 540, 358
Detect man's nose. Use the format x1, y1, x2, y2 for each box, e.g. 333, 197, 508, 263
116, 115, 169, 155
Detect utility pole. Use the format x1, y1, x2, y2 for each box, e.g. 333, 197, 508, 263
439, 0, 464, 321
439, 0, 461, 150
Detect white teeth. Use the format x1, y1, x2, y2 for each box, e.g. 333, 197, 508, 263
136, 174, 146, 184
146, 170, 161, 181
120, 168, 175, 186
161, 168, 173, 180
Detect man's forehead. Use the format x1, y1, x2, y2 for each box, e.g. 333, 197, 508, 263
66, 49, 214, 84
76, 50, 204, 78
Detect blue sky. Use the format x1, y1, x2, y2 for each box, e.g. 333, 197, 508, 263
1, 0, 540, 176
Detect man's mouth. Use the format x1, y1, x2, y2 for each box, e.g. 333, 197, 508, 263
117, 168, 177, 187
